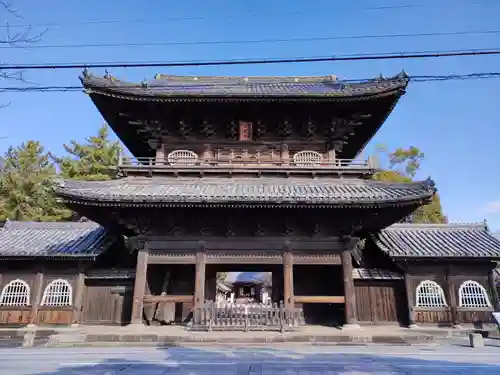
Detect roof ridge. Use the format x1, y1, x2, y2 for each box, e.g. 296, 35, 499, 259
387, 222, 486, 229
3, 221, 102, 230
80, 71, 409, 87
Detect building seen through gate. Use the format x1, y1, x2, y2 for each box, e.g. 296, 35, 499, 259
0, 71, 499, 329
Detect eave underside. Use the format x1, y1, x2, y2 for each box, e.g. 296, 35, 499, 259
86, 86, 406, 160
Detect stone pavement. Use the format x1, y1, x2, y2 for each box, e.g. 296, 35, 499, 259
0, 324, 495, 348
1, 343, 500, 375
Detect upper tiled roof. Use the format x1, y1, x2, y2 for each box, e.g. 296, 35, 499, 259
81, 72, 409, 100
0, 220, 114, 258
374, 223, 500, 259
54, 176, 435, 207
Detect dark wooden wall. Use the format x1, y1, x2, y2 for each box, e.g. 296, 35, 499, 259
0, 261, 81, 326
406, 263, 496, 327
81, 279, 133, 325
354, 280, 407, 324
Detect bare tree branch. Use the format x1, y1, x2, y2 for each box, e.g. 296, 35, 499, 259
0, 1, 22, 19
1, 0, 47, 106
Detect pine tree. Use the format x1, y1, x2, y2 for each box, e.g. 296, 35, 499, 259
0, 140, 71, 221
53, 124, 123, 181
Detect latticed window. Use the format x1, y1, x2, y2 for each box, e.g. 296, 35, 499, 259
167, 150, 198, 166
0, 279, 30, 306
415, 280, 448, 308
459, 280, 492, 308
41, 279, 72, 307
293, 150, 323, 166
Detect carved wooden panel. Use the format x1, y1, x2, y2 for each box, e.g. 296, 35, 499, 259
293, 252, 341, 265
148, 252, 197, 264
205, 251, 282, 264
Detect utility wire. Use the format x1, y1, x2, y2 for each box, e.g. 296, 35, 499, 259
1, 73, 499, 93
2, 1, 491, 29
1, 48, 500, 71
5, 30, 500, 50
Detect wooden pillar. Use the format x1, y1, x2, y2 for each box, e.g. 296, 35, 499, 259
488, 270, 500, 311
72, 262, 86, 326
403, 272, 417, 327
445, 268, 459, 327
27, 266, 44, 327
341, 250, 359, 328
130, 248, 148, 325
283, 250, 294, 310
194, 248, 206, 325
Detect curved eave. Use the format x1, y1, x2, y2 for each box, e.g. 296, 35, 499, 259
55, 193, 434, 209
80, 76, 409, 102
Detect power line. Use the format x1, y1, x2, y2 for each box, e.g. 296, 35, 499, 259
1, 73, 499, 93
1, 48, 500, 71
2, 2, 490, 29
5, 30, 500, 50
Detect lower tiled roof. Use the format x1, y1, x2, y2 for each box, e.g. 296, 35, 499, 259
374, 223, 500, 259
55, 176, 435, 207
352, 268, 403, 280
86, 269, 136, 279
0, 220, 114, 258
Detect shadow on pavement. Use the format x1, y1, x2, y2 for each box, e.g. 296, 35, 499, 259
13, 345, 500, 375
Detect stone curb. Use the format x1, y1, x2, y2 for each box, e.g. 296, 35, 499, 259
44, 333, 439, 348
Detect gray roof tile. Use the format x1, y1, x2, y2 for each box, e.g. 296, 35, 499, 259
81, 73, 408, 99
55, 176, 435, 206
0, 220, 114, 258
374, 223, 500, 259
352, 268, 403, 280
86, 268, 135, 279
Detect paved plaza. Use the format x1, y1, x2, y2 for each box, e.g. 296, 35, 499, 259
1, 340, 500, 375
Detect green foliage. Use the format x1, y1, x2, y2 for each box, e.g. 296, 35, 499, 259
372, 145, 446, 224
389, 146, 424, 178
0, 141, 72, 221
52, 124, 122, 181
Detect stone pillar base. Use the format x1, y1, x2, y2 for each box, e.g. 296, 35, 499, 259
342, 323, 361, 330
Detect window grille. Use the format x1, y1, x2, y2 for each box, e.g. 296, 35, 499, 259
415, 280, 448, 308
167, 150, 198, 166
0, 279, 30, 306
293, 150, 323, 166
458, 280, 492, 308
41, 279, 72, 307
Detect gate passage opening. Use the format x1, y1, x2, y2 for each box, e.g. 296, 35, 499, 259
215, 272, 273, 306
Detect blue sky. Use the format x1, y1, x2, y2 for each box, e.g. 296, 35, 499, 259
1, 0, 500, 229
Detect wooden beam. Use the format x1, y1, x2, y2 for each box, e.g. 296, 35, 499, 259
445, 268, 458, 326
144, 295, 194, 303
28, 266, 44, 326
403, 272, 416, 327
283, 250, 294, 310
130, 249, 148, 325
294, 296, 345, 304
72, 262, 86, 326
148, 255, 196, 264
145, 238, 347, 252
341, 250, 358, 326
194, 250, 206, 324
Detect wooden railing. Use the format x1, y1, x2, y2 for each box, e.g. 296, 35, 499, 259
189, 301, 305, 332
119, 156, 376, 170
